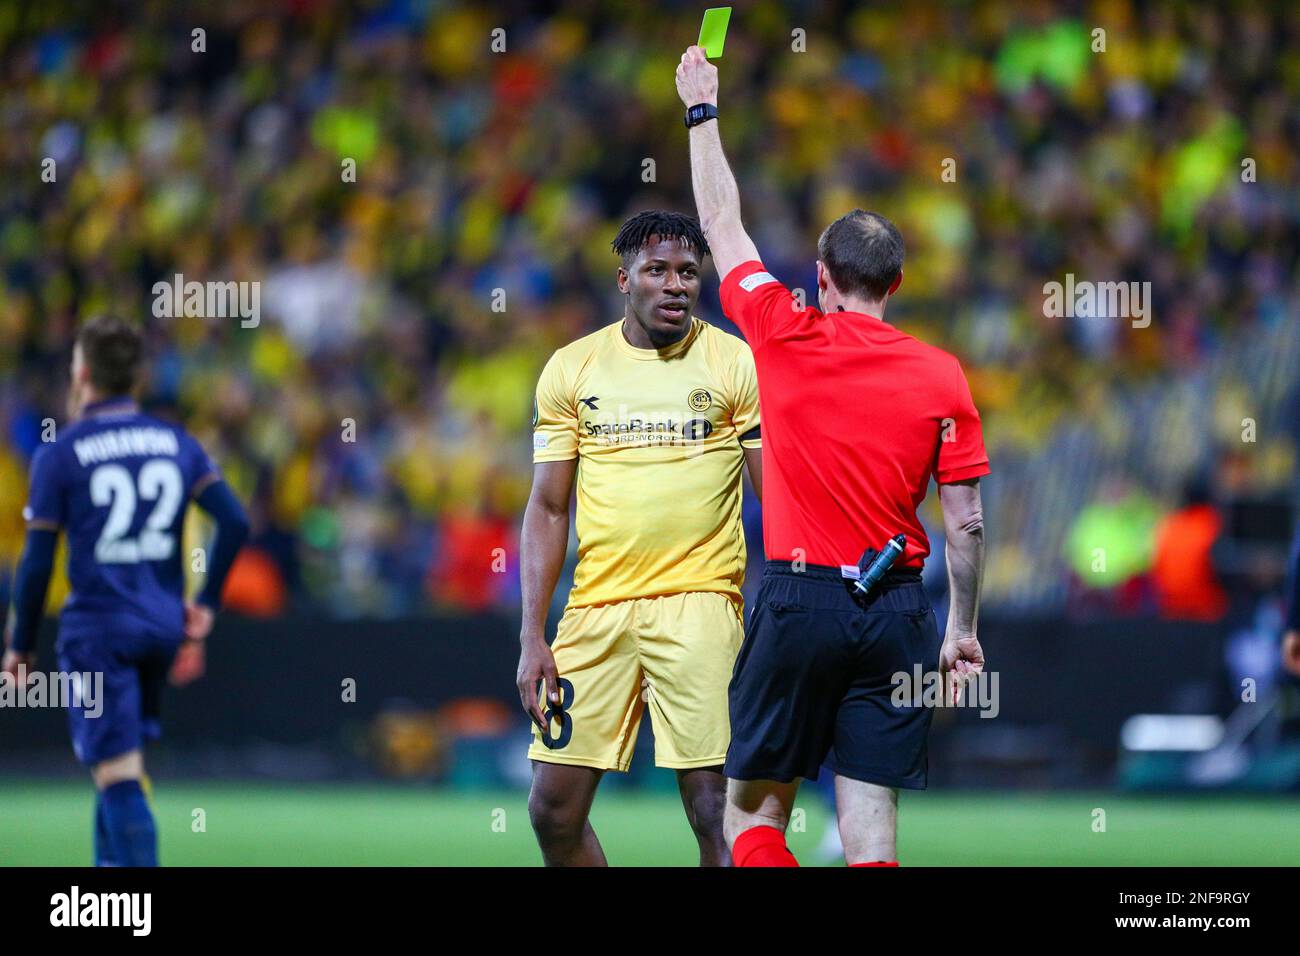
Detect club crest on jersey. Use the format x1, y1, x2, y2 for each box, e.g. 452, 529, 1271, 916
687, 388, 712, 412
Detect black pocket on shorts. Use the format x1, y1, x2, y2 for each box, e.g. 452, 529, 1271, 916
903, 607, 942, 665
766, 600, 806, 614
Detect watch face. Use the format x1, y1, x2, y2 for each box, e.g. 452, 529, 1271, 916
686, 104, 714, 127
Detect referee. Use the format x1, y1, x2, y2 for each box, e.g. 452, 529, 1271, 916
676, 46, 990, 866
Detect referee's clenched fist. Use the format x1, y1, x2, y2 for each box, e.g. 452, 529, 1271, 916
675, 45, 718, 107
679, 46, 989, 868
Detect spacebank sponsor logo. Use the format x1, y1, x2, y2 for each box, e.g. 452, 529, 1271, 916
583, 401, 713, 446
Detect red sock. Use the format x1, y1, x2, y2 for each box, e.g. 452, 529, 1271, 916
849, 861, 899, 867
732, 825, 799, 867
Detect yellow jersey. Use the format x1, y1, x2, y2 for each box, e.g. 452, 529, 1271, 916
532, 316, 761, 610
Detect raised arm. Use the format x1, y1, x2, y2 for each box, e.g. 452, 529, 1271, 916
676, 45, 760, 279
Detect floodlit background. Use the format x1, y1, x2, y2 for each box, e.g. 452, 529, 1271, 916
2, 0, 1299, 865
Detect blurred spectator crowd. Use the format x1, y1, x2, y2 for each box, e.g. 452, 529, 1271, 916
1, 0, 1297, 619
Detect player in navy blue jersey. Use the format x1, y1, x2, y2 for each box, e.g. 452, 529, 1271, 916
2, 317, 249, 866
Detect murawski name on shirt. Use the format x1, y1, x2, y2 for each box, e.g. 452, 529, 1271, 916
72, 428, 179, 467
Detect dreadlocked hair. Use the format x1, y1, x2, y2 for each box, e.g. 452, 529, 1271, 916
611, 210, 710, 265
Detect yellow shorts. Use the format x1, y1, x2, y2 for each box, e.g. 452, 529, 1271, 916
527, 591, 744, 771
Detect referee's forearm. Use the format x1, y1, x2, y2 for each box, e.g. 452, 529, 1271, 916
688, 121, 743, 233
944, 528, 984, 637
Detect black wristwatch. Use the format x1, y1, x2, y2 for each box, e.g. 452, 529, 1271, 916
684, 103, 719, 128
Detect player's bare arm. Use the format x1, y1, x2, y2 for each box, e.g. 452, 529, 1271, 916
938, 478, 986, 699
743, 444, 762, 502
517, 457, 576, 728
676, 46, 760, 279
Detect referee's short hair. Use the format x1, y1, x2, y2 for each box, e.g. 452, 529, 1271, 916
77, 316, 143, 397
817, 209, 905, 301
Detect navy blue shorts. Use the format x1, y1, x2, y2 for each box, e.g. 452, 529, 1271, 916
725, 561, 944, 789
56, 614, 182, 767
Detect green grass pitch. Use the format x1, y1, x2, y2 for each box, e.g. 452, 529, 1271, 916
1, 781, 1297, 866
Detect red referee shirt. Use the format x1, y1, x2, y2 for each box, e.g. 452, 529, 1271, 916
719, 260, 990, 570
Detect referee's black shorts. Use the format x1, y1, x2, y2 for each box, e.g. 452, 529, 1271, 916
724, 560, 944, 789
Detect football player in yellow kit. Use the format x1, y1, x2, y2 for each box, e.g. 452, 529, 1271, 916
516, 211, 762, 866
